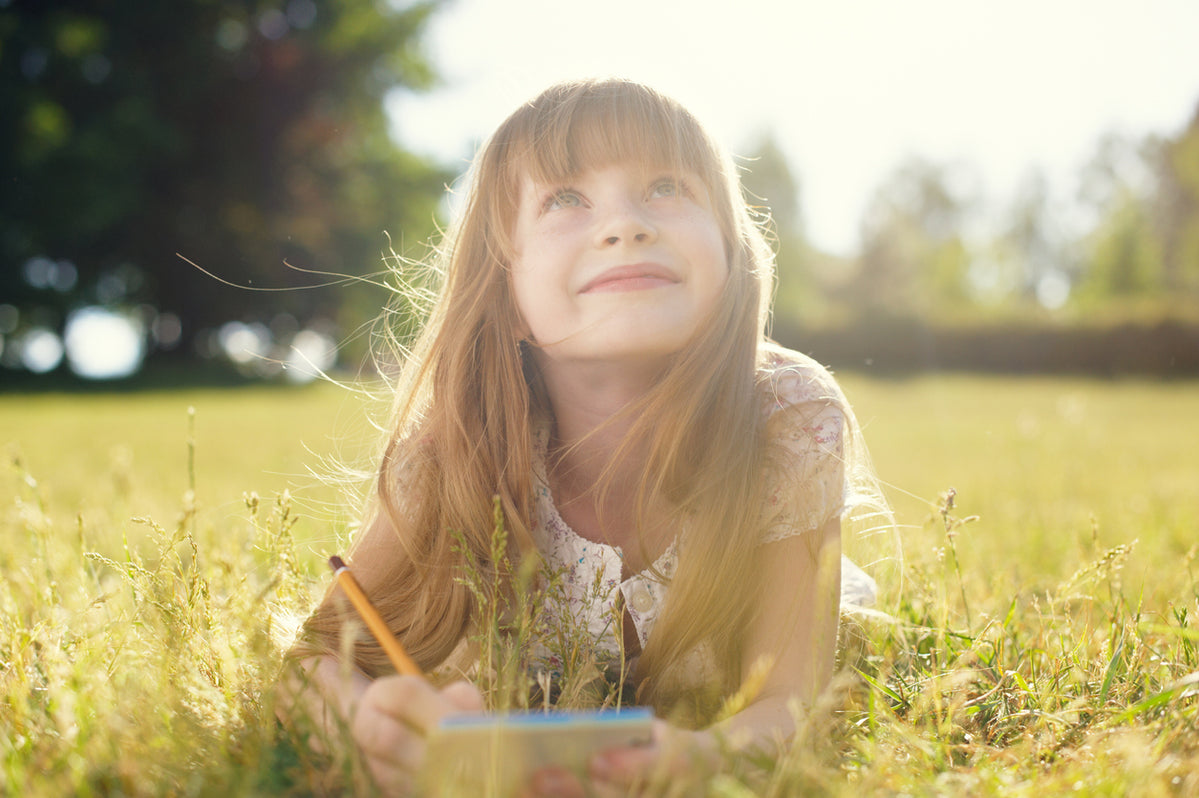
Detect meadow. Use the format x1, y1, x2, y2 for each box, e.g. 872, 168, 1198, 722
2, 375, 1197, 796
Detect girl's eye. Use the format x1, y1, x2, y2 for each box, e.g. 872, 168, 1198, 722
649, 178, 684, 199
543, 190, 583, 211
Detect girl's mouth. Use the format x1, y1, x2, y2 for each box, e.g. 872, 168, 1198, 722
580, 263, 678, 294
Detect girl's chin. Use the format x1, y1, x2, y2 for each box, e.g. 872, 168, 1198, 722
537, 339, 692, 371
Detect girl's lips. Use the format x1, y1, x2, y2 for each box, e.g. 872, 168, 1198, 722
580, 263, 679, 294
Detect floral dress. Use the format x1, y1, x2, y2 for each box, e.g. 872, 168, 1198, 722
527, 348, 877, 679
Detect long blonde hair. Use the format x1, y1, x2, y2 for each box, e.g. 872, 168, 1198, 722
302, 78, 829, 720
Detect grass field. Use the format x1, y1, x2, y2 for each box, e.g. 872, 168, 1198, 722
2, 375, 1197, 795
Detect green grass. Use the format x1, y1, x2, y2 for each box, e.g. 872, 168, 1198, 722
2, 376, 1197, 795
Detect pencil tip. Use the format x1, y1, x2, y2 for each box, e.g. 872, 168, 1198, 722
328, 555, 346, 571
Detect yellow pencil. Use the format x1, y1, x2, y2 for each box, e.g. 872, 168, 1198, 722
328, 555, 423, 677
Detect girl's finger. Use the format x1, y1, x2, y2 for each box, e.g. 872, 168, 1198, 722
353, 677, 485, 783
351, 693, 428, 772
521, 765, 587, 798
590, 723, 714, 793
441, 679, 486, 713
351, 675, 456, 781
589, 743, 659, 790
363, 757, 418, 797
363, 675, 457, 732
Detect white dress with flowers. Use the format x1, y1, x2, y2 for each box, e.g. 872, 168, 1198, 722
527, 349, 877, 677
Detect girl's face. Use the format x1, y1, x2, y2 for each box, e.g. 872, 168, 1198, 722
509, 161, 729, 373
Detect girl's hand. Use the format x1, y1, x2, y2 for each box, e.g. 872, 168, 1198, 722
586, 721, 717, 797
350, 676, 484, 796
520, 721, 713, 798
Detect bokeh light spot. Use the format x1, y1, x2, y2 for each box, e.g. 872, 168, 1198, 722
20, 328, 64, 373
64, 307, 145, 379
284, 328, 337, 383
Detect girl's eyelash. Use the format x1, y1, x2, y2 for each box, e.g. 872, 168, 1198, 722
651, 176, 692, 198
539, 176, 694, 212
542, 188, 582, 212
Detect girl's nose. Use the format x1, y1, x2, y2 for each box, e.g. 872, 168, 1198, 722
596, 200, 657, 247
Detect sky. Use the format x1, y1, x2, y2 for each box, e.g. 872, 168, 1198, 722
387, 0, 1199, 256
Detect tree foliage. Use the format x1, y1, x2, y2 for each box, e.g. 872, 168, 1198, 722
1, 0, 448, 369
1151, 107, 1199, 295
788, 101, 1199, 328
738, 133, 824, 322
847, 157, 976, 318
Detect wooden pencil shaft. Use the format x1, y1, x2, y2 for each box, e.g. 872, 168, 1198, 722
330, 558, 422, 677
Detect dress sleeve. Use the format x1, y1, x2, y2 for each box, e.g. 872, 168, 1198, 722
758, 370, 848, 545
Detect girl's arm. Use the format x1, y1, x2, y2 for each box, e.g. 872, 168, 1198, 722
715, 513, 842, 744
584, 517, 843, 793
279, 508, 485, 794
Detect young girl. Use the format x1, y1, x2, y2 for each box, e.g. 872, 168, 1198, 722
287, 78, 886, 795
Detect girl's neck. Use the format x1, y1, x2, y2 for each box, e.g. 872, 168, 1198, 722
538, 357, 664, 461
538, 357, 667, 557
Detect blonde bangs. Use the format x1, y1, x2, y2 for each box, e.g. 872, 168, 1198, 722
523, 86, 717, 185
482, 79, 734, 262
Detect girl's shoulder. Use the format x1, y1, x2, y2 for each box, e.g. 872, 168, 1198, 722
755, 345, 849, 542
756, 343, 846, 416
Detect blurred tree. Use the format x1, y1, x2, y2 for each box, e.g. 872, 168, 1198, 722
738, 133, 819, 324
1, 0, 447, 371
846, 156, 976, 318
992, 167, 1074, 308
740, 133, 802, 231
1077, 130, 1156, 215
1153, 102, 1199, 296
1074, 131, 1165, 301
1079, 191, 1163, 299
